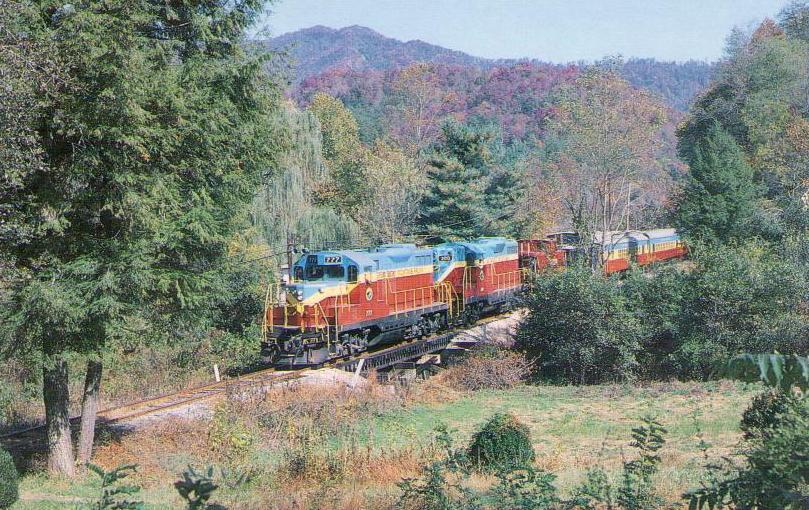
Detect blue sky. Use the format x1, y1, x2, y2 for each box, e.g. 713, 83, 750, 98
259, 0, 790, 62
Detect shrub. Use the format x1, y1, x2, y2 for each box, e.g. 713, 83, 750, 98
0, 448, 18, 510
467, 413, 535, 473
441, 344, 532, 391
621, 266, 687, 378
675, 244, 809, 378
687, 395, 809, 509
740, 390, 796, 440
516, 268, 644, 384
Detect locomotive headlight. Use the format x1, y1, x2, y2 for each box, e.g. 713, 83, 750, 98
295, 289, 303, 299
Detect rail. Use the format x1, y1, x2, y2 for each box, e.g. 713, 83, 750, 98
384, 278, 436, 314
0, 368, 304, 454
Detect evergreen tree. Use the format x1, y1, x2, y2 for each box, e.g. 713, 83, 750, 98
484, 165, 526, 237
419, 122, 492, 243
674, 123, 759, 243
0, 0, 282, 475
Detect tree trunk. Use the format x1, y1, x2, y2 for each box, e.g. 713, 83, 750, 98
77, 358, 102, 466
42, 347, 75, 476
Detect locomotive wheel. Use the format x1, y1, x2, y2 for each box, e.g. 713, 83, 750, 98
260, 345, 280, 365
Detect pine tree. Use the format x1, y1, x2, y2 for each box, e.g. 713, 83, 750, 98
484, 165, 526, 237
419, 122, 491, 243
0, 0, 282, 475
674, 123, 759, 243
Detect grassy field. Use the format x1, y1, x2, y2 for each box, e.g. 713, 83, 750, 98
11, 379, 758, 509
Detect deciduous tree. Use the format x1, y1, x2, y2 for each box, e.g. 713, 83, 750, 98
547, 67, 668, 252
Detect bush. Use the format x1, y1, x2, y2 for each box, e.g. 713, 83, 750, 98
441, 344, 532, 391
0, 448, 18, 510
687, 395, 809, 509
467, 413, 535, 473
515, 267, 644, 384
621, 266, 687, 378
741, 390, 796, 440
675, 243, 809, 378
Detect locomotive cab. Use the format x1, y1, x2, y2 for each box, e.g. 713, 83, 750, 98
265, 251, 366, 366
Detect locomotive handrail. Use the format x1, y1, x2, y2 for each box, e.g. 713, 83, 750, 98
492, 268, 525, 291
435, 281, 459, 318
385, 279, 437, 314
264, 282, 294, 335
263, 282, 273, 343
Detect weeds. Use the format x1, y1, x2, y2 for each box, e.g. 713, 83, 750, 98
175, 466, 224, 510
440, 344, 532, 391
207, 404, 256, 466
88, 464, 144, 510
492, 467, 560, 510
570, 417, 667, 510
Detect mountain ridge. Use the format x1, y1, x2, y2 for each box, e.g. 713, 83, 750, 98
262, 24, 715, 110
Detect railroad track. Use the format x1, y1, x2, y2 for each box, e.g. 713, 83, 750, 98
0, 368, 304, 455
1, 312, 514, 455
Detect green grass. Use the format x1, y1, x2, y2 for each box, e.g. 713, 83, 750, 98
13, 472, 179, 510
363, 381, 756, 497
11, 380, 759, 509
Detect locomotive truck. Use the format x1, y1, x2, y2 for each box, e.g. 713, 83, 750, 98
261, 229, 686, 367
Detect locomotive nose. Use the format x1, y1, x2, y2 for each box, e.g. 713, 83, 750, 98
284, 285, 304, 304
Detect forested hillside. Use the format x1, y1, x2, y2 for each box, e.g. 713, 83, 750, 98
264, 25, 715, 110
248, 62, 682, 253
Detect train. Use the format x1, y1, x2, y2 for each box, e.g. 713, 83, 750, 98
261, 228, 687, 367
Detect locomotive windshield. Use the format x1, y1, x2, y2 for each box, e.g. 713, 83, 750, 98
293, 254, 349, 282
305, 264, 344, 280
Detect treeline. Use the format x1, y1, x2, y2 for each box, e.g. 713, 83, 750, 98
270, 25, 714, 112
517, 5, 809, 384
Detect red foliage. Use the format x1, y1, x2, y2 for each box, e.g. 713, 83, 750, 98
293, 62, 581, 143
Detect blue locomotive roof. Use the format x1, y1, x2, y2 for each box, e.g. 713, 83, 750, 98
439, 237, 518, 260
305, 244, 434, 273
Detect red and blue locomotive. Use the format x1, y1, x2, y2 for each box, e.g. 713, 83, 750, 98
262, 230, 686, 367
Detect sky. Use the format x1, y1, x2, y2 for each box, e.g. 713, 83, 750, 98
259, 0, 791, 63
